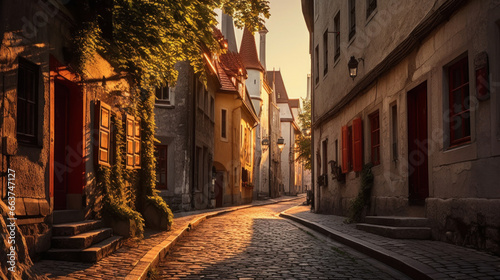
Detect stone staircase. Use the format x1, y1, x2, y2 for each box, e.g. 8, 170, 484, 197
44, 210, 122, 262
356, 216, 431, 240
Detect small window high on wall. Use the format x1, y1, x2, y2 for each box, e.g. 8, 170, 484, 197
448, 56, 471, 146
17, 58, 39, 145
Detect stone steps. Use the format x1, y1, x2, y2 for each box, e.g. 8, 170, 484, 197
48, 211, 123, 262
51, 228, 113, 249
52, 220, 104, 236
44, 235, 122, 263
356, 216, 431, 240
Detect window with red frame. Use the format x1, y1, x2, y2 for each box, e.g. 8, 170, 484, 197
369, 111, 380, 165
448, 56, 470, 146
155, 145, 168, 190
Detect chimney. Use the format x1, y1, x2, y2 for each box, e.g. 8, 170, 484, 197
221, 13, 238, 53
259, 26, 268, 70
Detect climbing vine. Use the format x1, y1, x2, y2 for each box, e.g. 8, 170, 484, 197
98, 113, 145, 237
346, 164, 374, 223
138, 90, 174, 226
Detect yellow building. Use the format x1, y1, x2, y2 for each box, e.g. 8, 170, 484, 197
213, 47, 259, 206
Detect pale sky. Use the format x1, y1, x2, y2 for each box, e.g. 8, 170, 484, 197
219, 1, 311, 100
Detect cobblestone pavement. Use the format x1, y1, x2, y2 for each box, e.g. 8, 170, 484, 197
157, 200, 410, 280
285, 205, 500, 280
32, 196, 304, 279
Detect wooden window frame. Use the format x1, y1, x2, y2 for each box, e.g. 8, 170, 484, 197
369, 111, 381, 166
155, 145, 168, 190
134, 118, 141, 169
16, 57, 40, 145
124, 114, 140, 169
448, 56, 471, 146
96, 101, 111, 166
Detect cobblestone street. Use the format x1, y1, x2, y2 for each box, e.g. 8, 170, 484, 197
156, 201, 409, 279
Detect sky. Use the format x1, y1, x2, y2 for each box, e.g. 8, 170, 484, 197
220, 1, 311, 101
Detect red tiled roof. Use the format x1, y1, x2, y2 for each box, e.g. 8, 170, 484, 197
266, 70, 289, 103
217, 50, 247, 92
239, 28, 264, 72
289, 99, 300, 108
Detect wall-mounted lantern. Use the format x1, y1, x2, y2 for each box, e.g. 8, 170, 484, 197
277, 137, 285, 152
348, 56, 364, 80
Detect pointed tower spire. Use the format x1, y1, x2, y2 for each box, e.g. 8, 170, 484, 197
239, 28, 264, 72
221, 12, 238, 53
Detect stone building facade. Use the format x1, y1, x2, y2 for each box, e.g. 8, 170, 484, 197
154, 61, 216, 212
303, 0, 500, 253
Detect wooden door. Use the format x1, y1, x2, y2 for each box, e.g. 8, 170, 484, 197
215, 172, 224, 207
54, 82, 69, 210
407, 82, 429, 204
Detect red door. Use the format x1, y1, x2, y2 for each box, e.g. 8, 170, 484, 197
407, 82, 429, 204
54, 82, 69, 210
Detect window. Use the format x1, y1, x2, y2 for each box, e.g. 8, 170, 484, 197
391, 104, 398, 161
315, 45, 319, 84
155, 145, 168, 189
204, 89, 209, 113
366, 0, 377, 18
17, 58, 39, 145
349, 0, 356, 40
96, 101, 111, 166
221, 109, 227, 139
155, 86, 174, 105
323, 30, 328, 75
448, 56, 470, 146
369, 111, 380, 165
334, 12, 341, 62
210, 96, 215, 120
125, 114, 141, 169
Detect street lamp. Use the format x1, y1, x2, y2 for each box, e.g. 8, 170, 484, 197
348, 56, 364, 79
277, 137, 285, 152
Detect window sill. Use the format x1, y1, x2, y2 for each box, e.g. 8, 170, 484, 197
155, 104, 175, 109
446, 140, 471, 152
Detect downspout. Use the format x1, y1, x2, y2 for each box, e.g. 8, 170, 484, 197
231, 104, 240, 205
268, 87, 272, 198
191, 76, 196, 209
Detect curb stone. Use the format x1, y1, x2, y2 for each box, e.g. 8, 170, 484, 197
124, 196, 305, 280
279, 208, 442, 280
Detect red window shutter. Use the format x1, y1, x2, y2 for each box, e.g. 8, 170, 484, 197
341, 126, 349, 173
352, 118, 363, 172
125, 114, 135, 169
96, 101, 111, 166
134, 118, 141, 169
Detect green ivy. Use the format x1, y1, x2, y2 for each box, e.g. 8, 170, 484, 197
346, 164, 374, 223
97, 113, 145, 237
138, 90, 174, 226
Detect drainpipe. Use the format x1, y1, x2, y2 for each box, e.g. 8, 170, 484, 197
268, 88, 272, 198
191, 76, 196, 210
